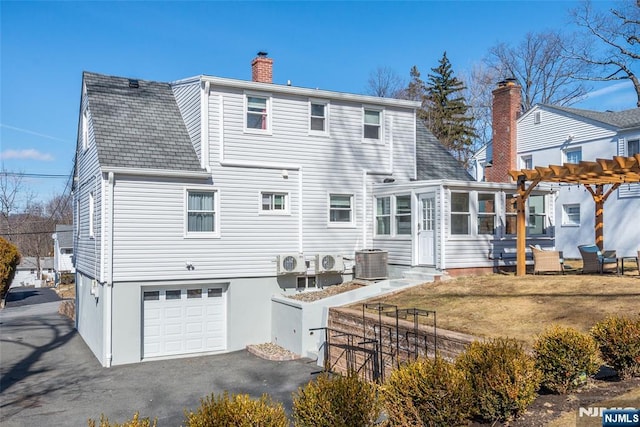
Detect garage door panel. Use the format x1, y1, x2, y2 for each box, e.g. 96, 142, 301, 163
143, 285, 227, 359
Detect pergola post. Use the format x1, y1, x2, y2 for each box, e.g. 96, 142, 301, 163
584, 183, 620, 252
516, 176, 527, 276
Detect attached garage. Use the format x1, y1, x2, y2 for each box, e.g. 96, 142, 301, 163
142, 285, 227, 359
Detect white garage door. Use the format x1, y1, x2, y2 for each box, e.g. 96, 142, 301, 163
142, 286, 226, 358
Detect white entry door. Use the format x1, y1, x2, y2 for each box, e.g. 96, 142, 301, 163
418, 194, 436, 265
142, 286, 227, 359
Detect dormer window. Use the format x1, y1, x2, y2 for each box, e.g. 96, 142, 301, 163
363, 108, 382, 140
245, 94, 271, 133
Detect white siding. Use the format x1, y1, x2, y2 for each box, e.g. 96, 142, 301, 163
74, 95, 103, 281
173, 81, 202, 161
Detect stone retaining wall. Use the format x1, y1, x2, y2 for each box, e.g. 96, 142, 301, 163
326, 306, 479, 380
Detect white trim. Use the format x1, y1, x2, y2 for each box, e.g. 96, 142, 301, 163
308, 98, 330, 137
89, 191, 95, 238
259, 191, 291, 215
328, 192, 356, 228
100, 167, 210, 179
362, 106, 384, 143
561, 203, 580, 226
243, 91, 272, 135
184, 186, 220, 239
174, 75, 421, 109
200, 81, 210, 170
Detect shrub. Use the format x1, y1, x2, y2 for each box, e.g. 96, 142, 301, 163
87, 412, 157, 427
0, 237, 20, 303
184, 392, 288, 427
533, 325, 600, 394
292, 372, 380, 427
591, 315, 640, 379
455, 338, 541, 423
382, 356, 472, 426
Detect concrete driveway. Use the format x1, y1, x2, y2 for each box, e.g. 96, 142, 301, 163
0, 301, 320, 426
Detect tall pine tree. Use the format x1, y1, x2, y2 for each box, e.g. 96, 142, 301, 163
424, 52, 477, 168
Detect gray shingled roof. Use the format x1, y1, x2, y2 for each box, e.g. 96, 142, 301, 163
83, 72, 203, 172
542, 105, 640, 129
416, 120, 474, 181
55, 224, 73, 248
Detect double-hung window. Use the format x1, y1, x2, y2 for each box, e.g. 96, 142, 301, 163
363, 108, 382, 140
450, 193, 470, 235
564, 148, 582, 164
527, 195, 546, 235
309, 100, 328, 134
505, 194, 518, 235
477, 193, 496, 235
186, 190, 217, 236
563, 204, 580, 226
261, 192, 288, 214
329, 194, 354, 226
375, 197, 391, 235
245, 94, 270, 132
395, 195, 411, 235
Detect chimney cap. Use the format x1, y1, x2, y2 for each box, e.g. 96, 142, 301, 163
257, 51, 268, 58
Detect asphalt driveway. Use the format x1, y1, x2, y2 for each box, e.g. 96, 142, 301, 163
0, 301, 320, 426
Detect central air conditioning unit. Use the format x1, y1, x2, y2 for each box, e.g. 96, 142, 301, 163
355, 249, 388, 280
277, 254, 307, 275
315, 253, 344, 274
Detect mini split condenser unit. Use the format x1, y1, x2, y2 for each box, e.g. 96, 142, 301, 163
315, 253, 344, 274
277, 254, 307, 275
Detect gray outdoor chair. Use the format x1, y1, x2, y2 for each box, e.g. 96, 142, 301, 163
578, 244, 618, 274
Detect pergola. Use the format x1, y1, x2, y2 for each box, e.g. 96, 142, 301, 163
508, 154, 640, 276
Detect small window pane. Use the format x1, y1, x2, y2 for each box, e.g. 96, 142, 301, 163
187, 289, 202, 299
565, 149, 582, 164
451, 193, 469, 212
247, 97, 266, 111
208, 288, 223, 298
478, 194, 495, 213
628, 140, 639, 156
166, 290, 181, 300
310, 117, 325, 131
377, 217, 391, 235
377, 197, 391, 215
144, 291, 159, 301
331, 195, 351, 208
311, 104, 325, 117
364, 125, 379, 139
451, 214, 469, 235
364, 110, 380, 124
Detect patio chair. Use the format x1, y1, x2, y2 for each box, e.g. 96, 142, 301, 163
578, 244, 618, 274
530, 245, 564, 274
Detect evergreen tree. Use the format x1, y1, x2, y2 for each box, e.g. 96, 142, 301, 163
424, 52, 477, 168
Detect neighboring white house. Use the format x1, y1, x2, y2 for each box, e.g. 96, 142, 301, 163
473, 80, 640, 258
52, 224, 74, 282
73, 56, 556, 367
11, 257, 54, 288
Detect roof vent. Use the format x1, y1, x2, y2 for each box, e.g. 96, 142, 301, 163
128, 79, 139, 89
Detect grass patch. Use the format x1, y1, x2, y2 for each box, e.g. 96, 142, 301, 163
356, 271, 640, 348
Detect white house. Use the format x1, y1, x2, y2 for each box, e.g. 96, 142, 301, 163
11, 257, 54, 288
73, 56, 556, 367
52, 224, 74, 281
474, 80, 640, 258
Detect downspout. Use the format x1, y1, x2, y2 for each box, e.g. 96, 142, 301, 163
201, 81, 211, 172
105, 171, 114, 367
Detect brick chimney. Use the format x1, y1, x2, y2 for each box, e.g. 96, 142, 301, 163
251, 52, 273, 83
486, 78, 521, 182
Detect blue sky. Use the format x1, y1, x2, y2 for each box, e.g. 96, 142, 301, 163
1, 0, 637, 206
